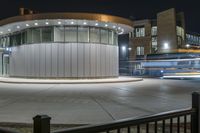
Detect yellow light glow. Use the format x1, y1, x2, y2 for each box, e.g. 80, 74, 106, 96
178, 49, 200, 53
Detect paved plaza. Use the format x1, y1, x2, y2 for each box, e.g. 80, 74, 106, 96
0, 78, 199, 124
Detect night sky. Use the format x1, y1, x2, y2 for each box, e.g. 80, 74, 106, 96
0, 0, 199, 33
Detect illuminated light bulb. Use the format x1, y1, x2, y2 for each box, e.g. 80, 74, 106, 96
163, 42, 169, 49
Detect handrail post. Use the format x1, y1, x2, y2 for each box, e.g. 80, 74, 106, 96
192, 92, 200, 133
33, 115, 51, 133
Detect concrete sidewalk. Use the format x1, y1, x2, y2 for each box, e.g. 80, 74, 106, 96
0, 76, 143, 84
0, 79, 198, 124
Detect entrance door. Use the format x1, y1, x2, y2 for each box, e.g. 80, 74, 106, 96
2, 54, 9, 76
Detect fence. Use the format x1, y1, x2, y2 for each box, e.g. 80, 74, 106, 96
1, 92, 200, 133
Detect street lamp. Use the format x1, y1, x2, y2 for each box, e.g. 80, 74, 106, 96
163, 42, 169, 49
186, 44, 190, 48
122, 46, 126, 51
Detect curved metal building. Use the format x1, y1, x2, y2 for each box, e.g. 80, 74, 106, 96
0, 12, 133, 78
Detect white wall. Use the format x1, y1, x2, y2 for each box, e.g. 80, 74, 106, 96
9, 43, 119, 78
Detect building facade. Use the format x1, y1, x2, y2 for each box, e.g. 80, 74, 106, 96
0, 9, 133, 78
129, 8, 186, 60
186, 32, 200, 48
118, 8, 200, 76
1, 8, 199, 78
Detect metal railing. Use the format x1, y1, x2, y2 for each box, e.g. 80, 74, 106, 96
51, 109, 194, 133
33, 92, 200, 133
1, 92, 200, 133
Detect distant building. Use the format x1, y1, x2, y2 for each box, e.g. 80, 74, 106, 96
117, 8, 200, 76
129, 8, 187, 60
186, 32, 200, 48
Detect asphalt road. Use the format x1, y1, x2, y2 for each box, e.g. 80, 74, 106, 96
0, 78, 199, 124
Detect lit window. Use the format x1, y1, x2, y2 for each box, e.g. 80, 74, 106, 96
65, 27, 77, 42
136, 46, 144, 55
134, 26, 145, 37
100, 29, 109, 44
152, 37, 157, 53
90, 27, 100, 43
176, 26, 185, 40
108, 31, 114, 45
78, 27, 89, 42
151, 26, 157, 36
54, 27, 64, 42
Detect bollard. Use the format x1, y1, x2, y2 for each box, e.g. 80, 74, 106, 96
33, 115, 51, 133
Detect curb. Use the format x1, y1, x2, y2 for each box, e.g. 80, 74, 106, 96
0, 77, 143, 84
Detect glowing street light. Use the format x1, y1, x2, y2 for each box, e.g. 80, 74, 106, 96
45, 22, 49, 25
122, 46, 126, 51
186, 44, 190, 48
163, 42, 169, 49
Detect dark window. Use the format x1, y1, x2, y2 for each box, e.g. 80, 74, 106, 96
42, 27, 53, 42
